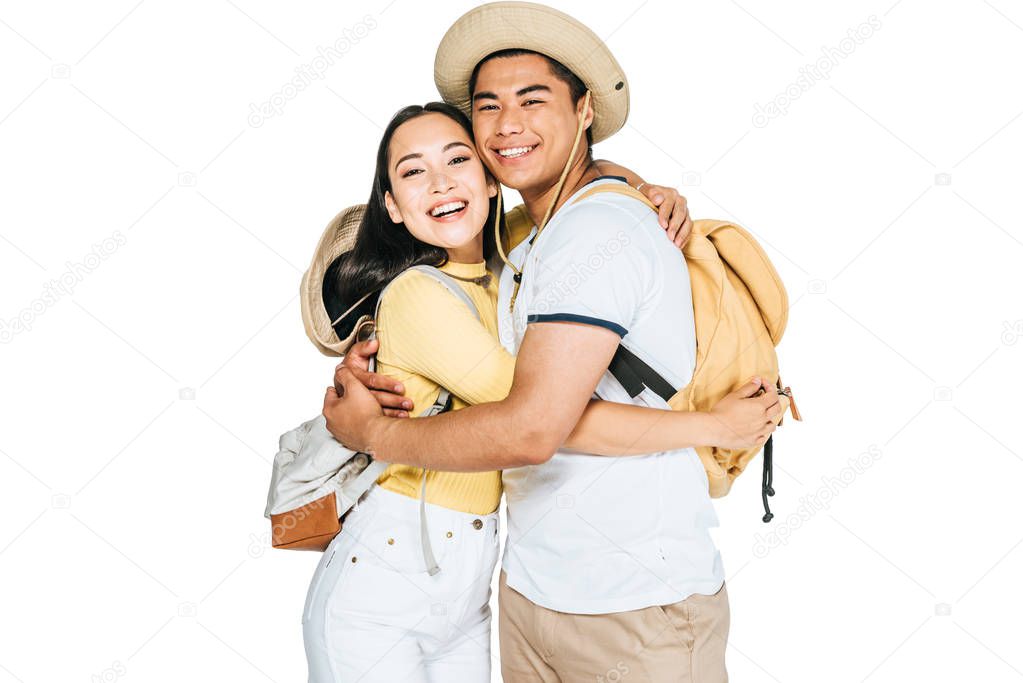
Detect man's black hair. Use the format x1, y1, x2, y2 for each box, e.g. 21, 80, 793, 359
468, 48, 593, 157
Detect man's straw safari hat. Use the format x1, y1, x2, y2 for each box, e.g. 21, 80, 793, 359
434, 1, 629, 144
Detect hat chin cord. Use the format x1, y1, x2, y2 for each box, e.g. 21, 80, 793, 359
494, 90, 592, 312
329, 289, 376, 329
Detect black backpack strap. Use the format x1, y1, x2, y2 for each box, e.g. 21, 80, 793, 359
607, 344, 778, 524
608, 344, 677, 403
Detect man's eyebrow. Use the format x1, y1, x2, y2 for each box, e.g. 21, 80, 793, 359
516, 84, 551, 97
471, 84, 552, 103
394, 142, 472, 171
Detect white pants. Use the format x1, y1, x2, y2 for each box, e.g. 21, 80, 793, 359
303, 486, 499, 682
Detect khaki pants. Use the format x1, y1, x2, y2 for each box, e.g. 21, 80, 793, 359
499, 571, 729, 683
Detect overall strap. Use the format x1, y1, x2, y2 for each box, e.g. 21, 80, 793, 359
365, 265, 482, 373
398, 265, 482, 322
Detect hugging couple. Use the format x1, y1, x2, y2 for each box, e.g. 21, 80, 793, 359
294, 3, 784, 681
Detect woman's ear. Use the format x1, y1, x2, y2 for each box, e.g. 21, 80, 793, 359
384, 191, 403, 224
486, 175, 498, 199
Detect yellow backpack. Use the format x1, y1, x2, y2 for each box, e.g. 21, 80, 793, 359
503, 184, 802, 522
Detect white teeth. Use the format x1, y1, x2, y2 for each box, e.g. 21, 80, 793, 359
497, 145, 535, 158
430, 201, 466, 217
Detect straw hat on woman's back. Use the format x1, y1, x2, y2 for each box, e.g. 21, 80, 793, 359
300, 204, 370, 357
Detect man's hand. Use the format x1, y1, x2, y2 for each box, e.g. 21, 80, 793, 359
705, 377, 784, 449
336, 338, 413, 417
323, 367, 388, 453
637, 183, 693, 248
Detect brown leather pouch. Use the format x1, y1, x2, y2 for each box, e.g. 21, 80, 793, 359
270, 492, 341, 551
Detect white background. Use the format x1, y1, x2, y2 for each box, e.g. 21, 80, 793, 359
1, 1, 1022, 681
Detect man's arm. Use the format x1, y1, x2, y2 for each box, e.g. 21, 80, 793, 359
333, 340, 784, 459
325, 320, 620, 471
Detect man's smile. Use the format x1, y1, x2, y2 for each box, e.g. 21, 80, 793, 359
491, 143, 540, 163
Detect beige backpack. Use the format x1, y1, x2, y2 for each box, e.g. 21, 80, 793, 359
504, 183, 802, 522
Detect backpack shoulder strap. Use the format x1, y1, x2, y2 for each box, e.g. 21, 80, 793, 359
369, 264, 480, 576
373, 264, 482, 322
567, 183, 677, 403
570, 181, 659, 213
366, 264, 482, 383
609, 344, 677, 403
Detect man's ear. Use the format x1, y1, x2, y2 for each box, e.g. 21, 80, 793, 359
384, 191, 403, 224
577, 94, 594, 133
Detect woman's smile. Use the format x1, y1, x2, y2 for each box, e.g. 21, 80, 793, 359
426, 198, 469, 222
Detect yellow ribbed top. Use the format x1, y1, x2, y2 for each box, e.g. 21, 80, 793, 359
373, 259, 515, 515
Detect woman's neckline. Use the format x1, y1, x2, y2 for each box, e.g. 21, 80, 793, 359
440, 259, 488, 278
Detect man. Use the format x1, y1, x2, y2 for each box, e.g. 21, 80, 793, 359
324, 3, 781, 680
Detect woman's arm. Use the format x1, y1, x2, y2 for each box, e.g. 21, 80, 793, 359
595, 159, 645, 189
565, 379, 787, 453
567, 400, 716, 454
351, 274, 784, 456
594, 159, 692, 248
373, 270, 515, 407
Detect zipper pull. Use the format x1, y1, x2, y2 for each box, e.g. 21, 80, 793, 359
777, 378, 802, 422
777, 378, 802, 421
786, 387, 801, 421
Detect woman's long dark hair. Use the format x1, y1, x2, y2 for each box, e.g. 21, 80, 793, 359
324, 102, 500, 341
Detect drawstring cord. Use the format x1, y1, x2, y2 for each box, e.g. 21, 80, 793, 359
761, 435, 774, 523
762, 385, 796, 522
494, 90, 593, 313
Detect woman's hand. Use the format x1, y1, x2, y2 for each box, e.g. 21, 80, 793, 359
335, 338, 414, 418
637, 182, 693, 248
705, 377, 785, 449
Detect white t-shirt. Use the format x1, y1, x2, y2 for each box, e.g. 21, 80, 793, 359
498, 177, 724, 615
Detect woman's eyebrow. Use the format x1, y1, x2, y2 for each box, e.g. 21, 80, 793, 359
393, 142, 470, 171
393, 152, 421, 170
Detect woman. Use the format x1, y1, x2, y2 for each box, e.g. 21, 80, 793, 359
303, 102, 781, 682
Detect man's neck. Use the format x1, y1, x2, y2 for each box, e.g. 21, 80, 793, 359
520, 155, 601, 229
